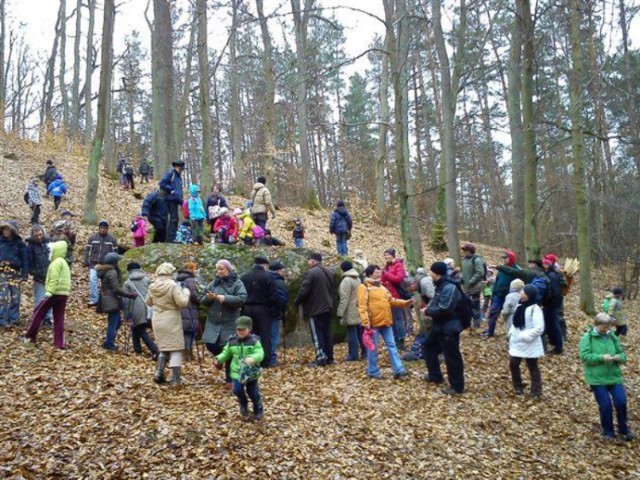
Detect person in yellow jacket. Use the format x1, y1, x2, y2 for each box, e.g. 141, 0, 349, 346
358, 264, 413, 379
23, 241, 71, 349
235, 209, 256, 245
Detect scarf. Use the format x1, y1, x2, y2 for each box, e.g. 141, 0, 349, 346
512, 298, 536, 330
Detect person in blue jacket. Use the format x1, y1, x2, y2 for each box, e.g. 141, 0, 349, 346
47, 174, 68, 210
0, 220, 29, 330
329, 200, 353, 256
141, 189, 168, 243
158, 160, 185, 242
187, 184, 207, 244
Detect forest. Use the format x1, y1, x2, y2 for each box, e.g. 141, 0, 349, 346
1, 0, 640, 313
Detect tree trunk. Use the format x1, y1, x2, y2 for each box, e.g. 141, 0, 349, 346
375, 35, 390, 223
84, 0, 115, 224
569, 0, 594, 313
71, 0, 82, 137
42, 6, 62, 133
229, 0, 245, 193
84, 0, 95, 144
175, 8, 196, 161
197, 0, 212, 196
256, 0, 276, 186
59, 0, 69, 132
0, 0, 5, 133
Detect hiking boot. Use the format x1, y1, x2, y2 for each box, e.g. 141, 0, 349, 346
442, 387, 463, 395
153, 353, 168, 384
169, 366, 182, 387
402, 351, 420, 362
423, 374, 444, 384
514, 388, 524, 395
239, 404, 249, 418
622, 432, 637, 442
254, 412, 263, 421
393, 371, 408, 380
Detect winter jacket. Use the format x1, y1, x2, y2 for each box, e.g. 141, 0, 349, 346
0, 234, 29, 279
241, 266, 277, 306
176, 269, 202, 332
201, 273, 248, 345
292, 224, 304, 239
382, 259, 407, 299
187, 186, 207, 221
84, 232, 118, 268
27, 183, 42, 207
501, 290, 521, 331
427, 277, 463, 334
139, 161, 150, 175
357, 279, 409, 329
96, 264, 132, 313
47, 178, 67, 198
213, 214, 238, 239
237, 212, 256, 240
294, 264, 334, 318
604, 294, 626, 326
141, 190, 168, 228
337, 269, 361, 326
26, 236, 51, 283
158, 168, 184, 203
146, 275, 191, 351
45, 241, 71, 297
579, 327, 627, 386
542, 270, 563, 309
508, 303, 545, 358
250, 182, 276, 216
216, 334, 265, 381
329, 206, 352, 235
496, 265, 546, 300
132, 217, 148, 239
419, 276, 435, 303
43, 165, 58, 185
461, 254, 485, 295
270, 271, 288, 319
123, 270, 152, 327
493, 264, 522, 298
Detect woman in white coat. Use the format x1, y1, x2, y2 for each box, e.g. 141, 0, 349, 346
146, 262, 191, 386
508, 284, 544, 397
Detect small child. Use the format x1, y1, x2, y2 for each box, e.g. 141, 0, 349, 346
292, 218, 305, 248
236, 210, 256, 246
214, 316, 265, 420
47, 174, 68, 210
604, 287, 626, 336
482, 273, 495, 316
131, 213, 148, 247
501, 279, 525, 333
175, 221, 193, 244
187, 184, 206, 244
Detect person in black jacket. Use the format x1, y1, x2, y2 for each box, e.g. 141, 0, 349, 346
262, 229, 285, 246
138, 160, 150, 184
42, 160, 58, 191
329, 201, 353, 256
269, 261, 288, 366
141, 189, 169, 243
542, 256, 564, 354
26, 225, 52, 326
294, 252, 335, 366
0, 221, 29, 330
240, 257, 277, 368
424, 261, 465, 394
158, 160, 185, 242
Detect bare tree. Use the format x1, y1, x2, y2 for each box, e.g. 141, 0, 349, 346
197, 0, 212, 193
256, 0, 276, 184
71, 0, 82, 137
84, 0, 95, 144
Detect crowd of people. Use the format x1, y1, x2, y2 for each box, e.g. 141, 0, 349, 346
1, 160, 634, 437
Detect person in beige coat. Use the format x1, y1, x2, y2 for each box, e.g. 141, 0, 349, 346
336, 261, 364, 361
146, 262, 191, 386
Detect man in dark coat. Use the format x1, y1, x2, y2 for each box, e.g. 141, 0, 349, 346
138, 160, 150, 184
158, 160, 185, 242
26, 225, 52, 326
42, 160, 58, 190
294, 252, 335, 366
424, 261, 465, 395
329, 200, 353, 256
269, 261, 288, 366
0, 220, 29, 330
141, 189, 169, 243
84, 221, 118, 306
240, 257, 278, 368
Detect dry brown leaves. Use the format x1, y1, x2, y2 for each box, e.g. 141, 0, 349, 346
0, 135, 639, 479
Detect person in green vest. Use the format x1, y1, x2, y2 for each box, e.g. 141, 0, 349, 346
579, 313, 635, 441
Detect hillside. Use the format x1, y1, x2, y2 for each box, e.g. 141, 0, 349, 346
0, 135, 638, 479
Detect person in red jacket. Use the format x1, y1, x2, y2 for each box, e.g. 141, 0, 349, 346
212, 208, 238, 244
381, 248, 409, 350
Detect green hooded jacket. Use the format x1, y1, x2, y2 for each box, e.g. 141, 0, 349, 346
45, 241, 71, 296
216, 334, 265, 380
579, 327, 627, 386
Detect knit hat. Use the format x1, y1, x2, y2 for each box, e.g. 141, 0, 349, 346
309, 252, 322, 262
543, 254, 558, 266
269, 261, 286, 271
104, 252, 123, 265
216, 259, 234, 272
98, 220, 109, 228
46, 160, 53, 165
340, 260, 353, 272
255, 256, 270, 265
594, 312, 614, 325
444, 257, 455, 267
501, 250, 517, 266
384, 248, 396, 257
233, 208, 243, 216
236, 316, 253, 330
155, 262, 176, 276
257, 176, 266, 184
523, 284, 538, 301
336, 200, 345, 208
461, 243, 476, 254
172, 160, 185, 167
613, 287, 623, 296
126, 262, 141, 272
510, 279, 525, 291
430, 262, 448, 277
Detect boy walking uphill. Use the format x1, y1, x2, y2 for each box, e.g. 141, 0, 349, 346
214, 316, 265, 420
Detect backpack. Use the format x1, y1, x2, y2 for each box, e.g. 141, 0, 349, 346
454, 284, 473, 330
602, 297, 611, 313
252, 225, 265, 239
23, 191, 30, 205
208, 205, 224, 220
182, 200, 190, 219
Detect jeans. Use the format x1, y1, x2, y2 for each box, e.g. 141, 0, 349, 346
591, 384, 629, 437
25, 295, 68, 349
132, 323, 158, 355
104, 310, 121, 349
391, 307, 406, 347
309, 312, 334, 365
0, 279, 21, 326
367, 326, 406, 378
31, 204, 41, 224
294, 238, 304, 248
486, 294, 506, 336
89, 268, 99, 304
270, 316, 281, 366
33, 281, 53, 323
253, 212, 268, 230
509, 356, 542, 395
166, 201, 179, 242
424, 331, 465, 392
346, 325, 366, 360
233, 379, 262, 414
206, 341, 232, 383
192, 219, 204, 244
335, 233, 348, 256
243, 304, 272, 368
543, 306, 563, 353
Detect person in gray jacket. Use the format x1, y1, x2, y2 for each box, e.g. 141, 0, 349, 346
123, 262, 158, 358
460, 243, 485, 328
337, 261, 364, 361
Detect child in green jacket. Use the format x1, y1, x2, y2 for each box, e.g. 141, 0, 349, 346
214, 316, 265, 420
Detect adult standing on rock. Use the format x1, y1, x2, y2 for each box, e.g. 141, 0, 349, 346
158, 160, 185, 243
337, 260, 364, 362
250, 176, 276, 230
294, 253, 335, 367
146, 263, 191, 386
141, 189, 169, 243
241, 257, 277, 368
329, 200, 353, 256
84, 220, 118, 307
202, 259, 248, 386
460, 243, 485, 328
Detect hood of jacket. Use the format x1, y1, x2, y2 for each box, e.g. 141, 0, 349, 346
189, 184, 200, 197
334, 206, 349, 216
50, 241, 68, 261
95, 264, 116, 279
252, 182, 266, 193
127, 269, 146, 281
342, 269, 360, 279
176, 269, 196, 282
148, 276, 179, 298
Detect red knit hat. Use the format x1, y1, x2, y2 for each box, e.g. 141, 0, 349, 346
501, 250, 516, 266
543, 254, 558, 266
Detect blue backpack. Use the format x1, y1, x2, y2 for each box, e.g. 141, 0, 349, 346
530, 276, 549, 304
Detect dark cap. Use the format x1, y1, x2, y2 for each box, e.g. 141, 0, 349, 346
613, 287, 623, 296
257, 176, 266, 184
172, 160, 185, 167
340, 260, 353, 272
529, 259, 543, 268
309, 252, 322, 262
254, 256, 270, 265
104, 252, 123, 265
98, 220, 109, 228
430, 261, 448, 277
127, 262, 141, 272
269, 261, 286, 271
235, 316, 253, 330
